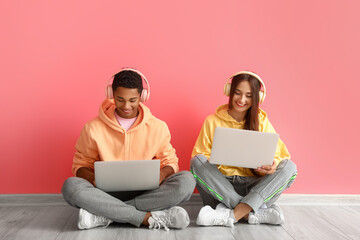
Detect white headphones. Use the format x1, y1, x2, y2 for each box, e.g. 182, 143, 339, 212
223, 71, 266, 103
105, 68, 150, 102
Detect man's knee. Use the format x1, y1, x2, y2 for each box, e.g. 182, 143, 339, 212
168, 171, 196, 203
175, 171, 196, 195
61, 177, 92, 203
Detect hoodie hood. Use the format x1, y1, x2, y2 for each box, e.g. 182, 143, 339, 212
215, 104, 268, 128
98, 98, 153, 133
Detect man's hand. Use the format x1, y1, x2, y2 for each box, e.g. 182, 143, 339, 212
159, 166, 175, 184
255, 161, 276, 175
76, 167, 96, 186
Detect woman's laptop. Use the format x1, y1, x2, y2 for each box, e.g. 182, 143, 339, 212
94, 160, 160, 192
209, 127, 279, 168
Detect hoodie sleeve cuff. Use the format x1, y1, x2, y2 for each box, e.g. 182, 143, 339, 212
163, 163, 179, 173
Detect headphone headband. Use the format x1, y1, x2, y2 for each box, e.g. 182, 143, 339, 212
105, 68, 150, 102
224, 71, 266, 103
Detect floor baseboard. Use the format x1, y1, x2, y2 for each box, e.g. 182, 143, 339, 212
0, 193, 359, 207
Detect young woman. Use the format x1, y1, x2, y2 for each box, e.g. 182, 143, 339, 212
190, 71, 297, 227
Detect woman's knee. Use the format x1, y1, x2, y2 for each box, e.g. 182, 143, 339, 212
190, 154, 208, 171
286, 159, 297, 174
276, 160, 298, 189
277, 159, 297, 174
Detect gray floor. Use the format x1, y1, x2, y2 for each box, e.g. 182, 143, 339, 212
0, 194, 359, 240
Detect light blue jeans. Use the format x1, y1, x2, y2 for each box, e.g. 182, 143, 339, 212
190, 154, 297, 211
62, 171, 196, 227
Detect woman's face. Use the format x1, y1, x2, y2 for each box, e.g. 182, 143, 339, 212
231, 80, 253, 115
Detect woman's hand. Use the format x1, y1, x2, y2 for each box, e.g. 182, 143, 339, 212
255, 161, 276, 175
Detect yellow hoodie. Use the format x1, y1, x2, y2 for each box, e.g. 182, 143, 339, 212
72, 99, 179, 175
192, 104, 290, 177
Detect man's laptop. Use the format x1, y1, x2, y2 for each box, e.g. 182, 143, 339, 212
209, 127, 279, 168
94, 160, 160, 192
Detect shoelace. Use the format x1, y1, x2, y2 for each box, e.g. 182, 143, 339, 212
212, 216, 228, 225
254, 210, 268, 223
94, 215, 110, 226
215, 209, 232, 226
152, 216, 171, 231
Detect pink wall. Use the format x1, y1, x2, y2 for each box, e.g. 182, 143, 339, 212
1, 1, 359, 194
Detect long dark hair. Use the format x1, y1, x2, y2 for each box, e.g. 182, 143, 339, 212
228, 74, 261, 131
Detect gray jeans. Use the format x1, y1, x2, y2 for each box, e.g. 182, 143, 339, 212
61, 171, 196, 227
190, 154, 297, 211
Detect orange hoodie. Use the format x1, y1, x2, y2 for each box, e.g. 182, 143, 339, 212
72, 99, 179, 175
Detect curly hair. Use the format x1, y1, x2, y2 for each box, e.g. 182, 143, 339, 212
112, 70, 143, 94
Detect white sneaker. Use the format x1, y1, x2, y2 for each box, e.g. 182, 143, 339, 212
248, 204, 285, 225
215, 203, 230, 210
149, 206, 190, 231
77, 208, 113, 230
196, 205, 234, 227
259, 203, 268, 209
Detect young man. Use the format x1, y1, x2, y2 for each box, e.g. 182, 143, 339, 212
62, 68, 196, 231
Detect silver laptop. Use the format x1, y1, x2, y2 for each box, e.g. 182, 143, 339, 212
94, 160, 160, 192
209, 127, 279, 168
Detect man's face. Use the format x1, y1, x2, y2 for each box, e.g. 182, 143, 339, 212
113, 86, 141, 119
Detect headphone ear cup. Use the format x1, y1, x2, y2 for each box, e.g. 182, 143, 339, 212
259, 90, 264, 103
224, 83, 231, 96
106, 85, 113, 99
140, 89, 148, 102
